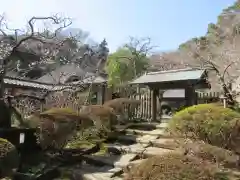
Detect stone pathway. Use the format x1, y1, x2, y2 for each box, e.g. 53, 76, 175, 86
76, 117, 178, 180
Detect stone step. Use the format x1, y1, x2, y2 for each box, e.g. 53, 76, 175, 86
146, 129, 170, 137
128, 122, 159, 127
121, 159, 146, 176
140, 147, 174, 158
136, 134, 159, 144
161, 119, 171, 123
83, 153, 138, 168
124, 129, 153, 136
114, 124, 129, 131
106, 143, 148, 154
117, 134, 138, 144
107, 144, 174, 159
150, 138, 178, 150
116, 134, 163, 145
156, 122, 169, 129
114, 154, 138, 168
126, 124, 157, 131
127, 158, 145, 168
112, 177, 123, 180
114, 121, 169, 131
161, 115, 172, 120
125, 128, 170, 138
78, 148, 173, 179
73, 164, 122, 180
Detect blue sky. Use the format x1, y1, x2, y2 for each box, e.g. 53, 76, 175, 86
0, 0, 236, 52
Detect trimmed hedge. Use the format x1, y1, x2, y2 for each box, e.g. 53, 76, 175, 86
27, 106, 118, 149
40, 107, 95, 130
125, 153, 230, 180
104, 98, 140, 121
80, 105, 118, 130
27, 108, 95, 149
167, 103, 240, 152
0, 138, 19, 178
180, 140, 239, 168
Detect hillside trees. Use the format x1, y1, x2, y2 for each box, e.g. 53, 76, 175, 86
177, 0, 240, 106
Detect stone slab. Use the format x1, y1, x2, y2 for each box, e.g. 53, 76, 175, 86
125, 129, 153, 136
73, 165, 121, 180
128, 122, 159, 127
125, 128, 169, 137
136, 134, 158, 144
114, 124, 129, 131
82, 155, 116, 167
143, 147, 174, 157
156, 122, 169, 129
83, 153, 137, 168
147, 129, 166, 136
112, 177, 123, 180
151, 138, 177, 149
128, 158, 146, 166
161, 115, 172, 119
114, 153, 138, 168
107, 143, 148, 154
117, 134, 137, 143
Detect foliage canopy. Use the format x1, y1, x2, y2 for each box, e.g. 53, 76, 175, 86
106, 45, 149, 86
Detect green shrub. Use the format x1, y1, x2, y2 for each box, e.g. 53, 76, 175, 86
167, 103, 240, 152
125, 153, 230, 180
0, 138, 19, 178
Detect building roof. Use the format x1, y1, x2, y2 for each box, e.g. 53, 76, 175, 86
4, 74, 107, 91
4, 76, 71, 91
71, 75, 107, 85
130, 68, 206, 85
36, 64, 94, 84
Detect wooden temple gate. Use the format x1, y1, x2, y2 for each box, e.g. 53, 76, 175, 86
128, 68, 210, 122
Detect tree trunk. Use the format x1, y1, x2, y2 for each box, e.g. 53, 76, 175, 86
218, 76, 235, 106
0, 99, 11, 128
0, 75, 11, 128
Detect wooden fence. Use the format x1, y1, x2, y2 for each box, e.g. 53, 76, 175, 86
125, 90, 221, 121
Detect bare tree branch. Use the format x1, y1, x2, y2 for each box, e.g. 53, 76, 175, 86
13, 15, 72, 50
0, 14, 7, 37
0, 14, 74, 127
223, 61, 235, 82
190, 49, 236, 106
